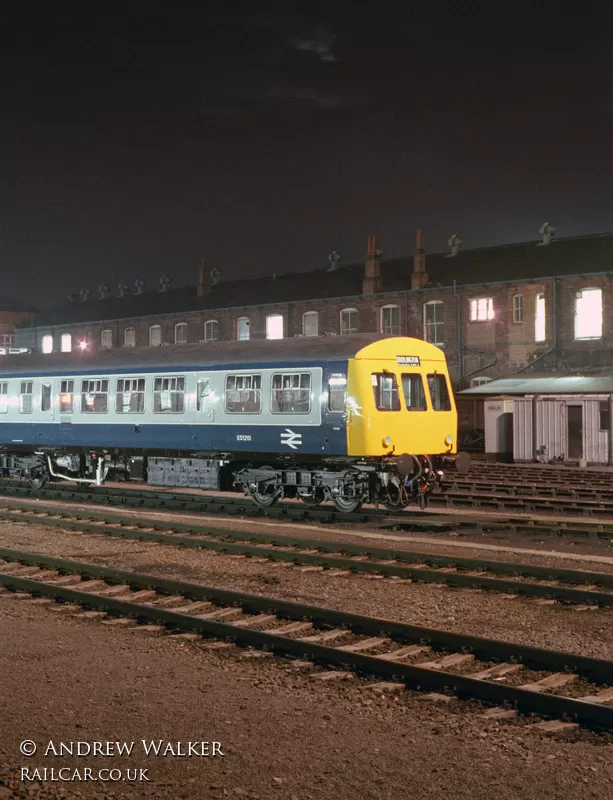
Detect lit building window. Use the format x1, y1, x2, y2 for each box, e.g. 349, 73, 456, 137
204, 320, 219, 341
423, 301, 444, 346
340, 308, 358, 335
174, 322, 188, 344
512, 294, 523, 323
535, 293, 546, 343
469, 298, 494, 322
380, 305, 400, 335
100, 329, 113, 348
575, 288, 603, 340
42, 335, 53, 354
266, 314, 284, 340
61, 334, 72, 352
149, 325, 162, 346
124, 327, 136, 347
236, 317, 250, 341
302, 311, 319, 337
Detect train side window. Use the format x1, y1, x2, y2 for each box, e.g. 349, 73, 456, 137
371, 373, 400, 411
81, 379, 109, 413
116, 378, 145, 413
19, 381, 33, 414
0, 382, 8, 413
401, 374, 427, 411
328, 375, 347, 412
153, 376, 185, 413
41, 383, 52, 412
427, 374, 452, 411
225, 374, 261, 414
60, 380, 74, 414
271, 373, 311, 414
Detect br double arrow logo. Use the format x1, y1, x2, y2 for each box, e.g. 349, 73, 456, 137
280, 429, 302, 450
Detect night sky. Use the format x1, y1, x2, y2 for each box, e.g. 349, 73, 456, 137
2, 2, 611, 309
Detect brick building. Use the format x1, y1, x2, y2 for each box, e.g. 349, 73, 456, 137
0, 301, 38, 352
14, 229, 613, 389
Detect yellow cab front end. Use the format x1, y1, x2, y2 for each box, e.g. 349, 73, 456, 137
345, 337, 458, 461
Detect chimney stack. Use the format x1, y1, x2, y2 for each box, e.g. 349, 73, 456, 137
362, 235, 382, 295
411, 229, 429, 290
197, 261, 211, 297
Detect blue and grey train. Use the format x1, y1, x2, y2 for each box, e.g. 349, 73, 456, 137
0, 334, 466, 512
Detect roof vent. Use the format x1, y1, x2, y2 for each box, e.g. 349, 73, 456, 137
327, 250, 342, 271
446, 234, 463, 257
538, 222, 556, 246
210, 267, 222, 286
135, 279, 147, 294
159, 274, 172, 292
80, 288, 92, 302
98, 283, 111, 299
118, 282, 130, 297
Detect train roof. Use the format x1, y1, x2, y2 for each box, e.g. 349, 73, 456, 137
0, 334, 437, 376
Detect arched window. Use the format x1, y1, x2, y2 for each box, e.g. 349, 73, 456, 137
266, 314, 284, 340
149, 325, 162, 347
512, 294, 523, 323
236, 317, 250, 341
380, 305, 400, 335
204, 320, 219, 342
302, 311, 319, 337
423, 301, 444, 345
100, 329, 113, 348
41, 335, 53, 354
61, 333, 72, 352
174, 322, 188, 344
340, 308, 358, 335
123, 327, 136, 347
535, 294, 546, 343
574, 288, 602, 340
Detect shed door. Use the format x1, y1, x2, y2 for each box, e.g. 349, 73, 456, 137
567, 405, 583, 459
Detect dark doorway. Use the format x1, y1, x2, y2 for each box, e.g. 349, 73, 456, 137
567, 405, 583, 459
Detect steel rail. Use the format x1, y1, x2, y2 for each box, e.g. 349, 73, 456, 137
1, 550, 613, 730
2, 508, 613, 607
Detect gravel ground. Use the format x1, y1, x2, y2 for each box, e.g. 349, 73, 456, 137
1, 519, 613, 660
1, 597, 613, 800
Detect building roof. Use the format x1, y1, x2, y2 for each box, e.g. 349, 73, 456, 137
18, 233, 613, 329
459, 374, 613, 395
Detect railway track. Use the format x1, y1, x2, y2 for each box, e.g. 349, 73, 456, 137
4, 503, 613, 608
1, 548, 613, 731
443, 478, 613, 503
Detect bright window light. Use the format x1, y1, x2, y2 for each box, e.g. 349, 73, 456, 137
266, 314, 284, 340
575, 288, 603, 339
42, 335, 53, 354
535, 293, 546, 342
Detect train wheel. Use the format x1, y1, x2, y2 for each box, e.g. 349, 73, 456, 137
28, 463, 49, 490
251, 466, 280, 509
332, 496, 363, 513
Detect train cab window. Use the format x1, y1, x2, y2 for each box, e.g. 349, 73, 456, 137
81, 380, 109, 413
0, 382, 8, 413
225, 374, 261, 414
153, 376, 185, 413
116, 378, 145, 413
19, 381, 33, 414
328, 375, 347, 412
427, 374, 452, 411
401, 374, 427, 411
60, 380, 74, 414
196, 378, 211, 412
371, 372, 401, 411
41, 383, 52, 412
271, 373, 311, 414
